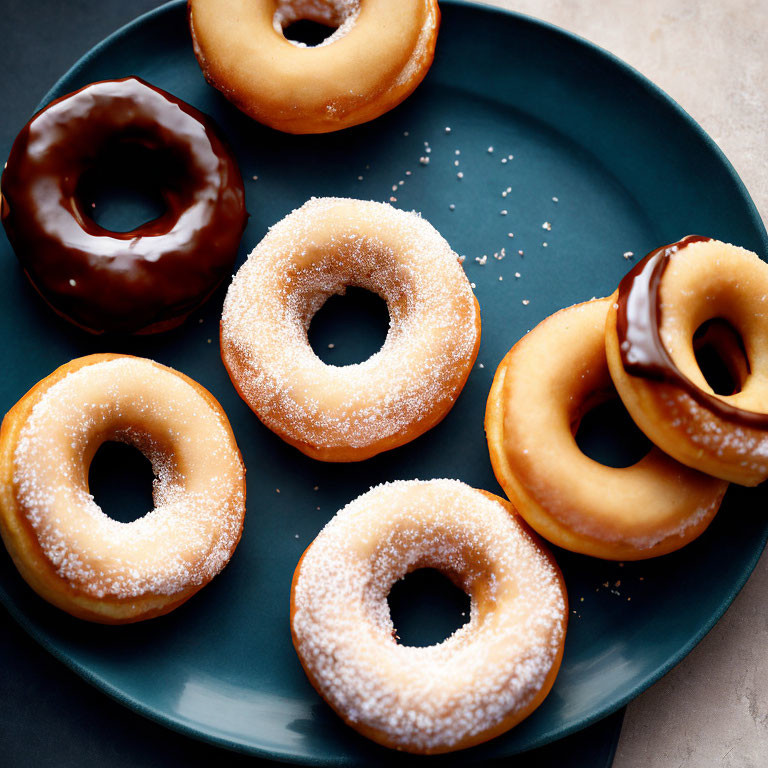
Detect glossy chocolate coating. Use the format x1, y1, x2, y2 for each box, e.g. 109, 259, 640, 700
616, 235, 768, 429
0, 77, 247, 334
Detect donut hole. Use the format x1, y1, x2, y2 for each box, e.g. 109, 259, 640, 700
76, 143, 175, 233
693, 318, 750, 396
574, 396, 653, 468
387, 568, 470, 647
274, 0, 358, 47
282, 19, 338, 46
308, 287, 390, 365
88, 441, 155, 523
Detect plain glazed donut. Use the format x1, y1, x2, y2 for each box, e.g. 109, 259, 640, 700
221, 197, 480, 462
0, 354, 245, 623
0, 77, 247, 335
606, 236, 768, 486
290, 479, 567, 754
486, 298, 727, 560
188, 0, 440, 133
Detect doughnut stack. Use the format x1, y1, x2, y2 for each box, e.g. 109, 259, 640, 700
487, 236, 768, 560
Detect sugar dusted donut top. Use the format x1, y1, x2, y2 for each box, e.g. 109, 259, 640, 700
291, 479, 567, 753
12, 357, 245, 600
221, 197, 479, 459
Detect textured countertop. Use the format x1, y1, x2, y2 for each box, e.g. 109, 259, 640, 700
482, 2, 768, 766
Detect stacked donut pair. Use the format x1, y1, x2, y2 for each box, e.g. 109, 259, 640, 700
487, 236, 768, 561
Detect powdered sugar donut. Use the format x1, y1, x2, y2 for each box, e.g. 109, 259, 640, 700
290, 479, 567, 754
486, 298, 727, 560
0, 354, 245, 624
188, 0, 440, 133
221, 198, 480, 462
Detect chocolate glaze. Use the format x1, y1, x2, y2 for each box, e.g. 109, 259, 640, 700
0, 77, 247, 334
616, 235, 768, 429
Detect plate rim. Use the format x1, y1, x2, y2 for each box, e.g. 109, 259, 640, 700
2, 0, 767, 763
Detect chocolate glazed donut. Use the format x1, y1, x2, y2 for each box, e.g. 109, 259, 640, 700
0, 77, 247, 334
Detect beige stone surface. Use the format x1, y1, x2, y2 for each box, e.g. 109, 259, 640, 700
478, 1, 768, 765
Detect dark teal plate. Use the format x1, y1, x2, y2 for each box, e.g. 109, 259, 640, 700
1, 1, 767, 764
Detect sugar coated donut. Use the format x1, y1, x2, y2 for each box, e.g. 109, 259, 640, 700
606, 236, 768, 486
0, 354, 246, 623
221, 197, 480, 462
486, 298, 727, 560
188, 0, 440, 133
290, 479, 567, 754
0, 77, 247, 334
